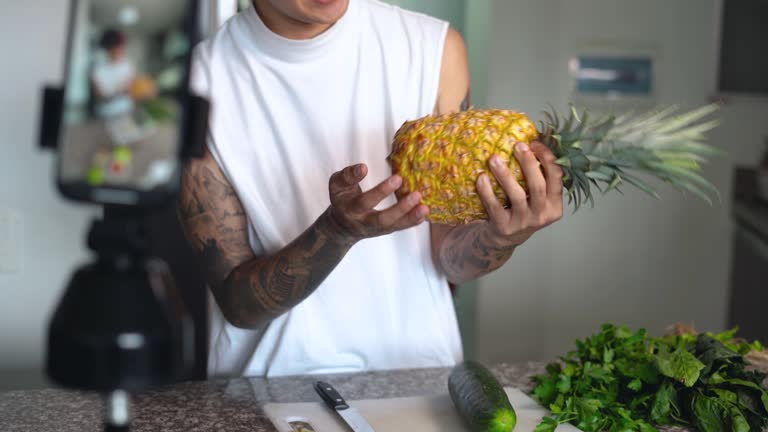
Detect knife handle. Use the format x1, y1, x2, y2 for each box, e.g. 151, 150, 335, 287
314, 381, 350, 411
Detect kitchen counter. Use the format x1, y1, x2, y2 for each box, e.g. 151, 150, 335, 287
0, 362, 691, 432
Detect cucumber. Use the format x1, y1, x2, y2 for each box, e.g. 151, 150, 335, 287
448, 361, 517, 432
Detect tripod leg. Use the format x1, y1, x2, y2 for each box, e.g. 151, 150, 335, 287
104, 390, 131, 432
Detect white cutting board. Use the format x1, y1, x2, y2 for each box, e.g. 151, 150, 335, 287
263, 387, 580, 431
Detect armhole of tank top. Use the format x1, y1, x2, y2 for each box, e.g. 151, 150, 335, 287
190, 41, 212, 98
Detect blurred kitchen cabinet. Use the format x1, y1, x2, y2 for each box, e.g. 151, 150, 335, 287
728, 170, 768, 345
729, 224, 768, 344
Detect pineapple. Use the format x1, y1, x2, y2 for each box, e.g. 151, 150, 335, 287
388, 105, 722, 224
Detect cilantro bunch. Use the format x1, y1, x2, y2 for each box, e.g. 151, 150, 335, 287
531, 324, 768, 432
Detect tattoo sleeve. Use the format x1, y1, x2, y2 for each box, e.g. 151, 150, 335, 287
435, 222, 516, 285
178, 150, 354, 329
459, 89, 471, 112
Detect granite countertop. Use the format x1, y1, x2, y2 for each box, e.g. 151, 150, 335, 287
0, 362, 692, 432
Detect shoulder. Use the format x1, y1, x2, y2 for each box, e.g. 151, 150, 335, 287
443, 26, 466, 58
362, 1, 467, 112
190, 39, 213, 98
363, 0, 463, 67
189, 13, 250, 96
191, 12, 247, 67
365, 0, 446, 25
364, 0, 448, 40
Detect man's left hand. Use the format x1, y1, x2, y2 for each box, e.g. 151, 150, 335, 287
476, 141, 564, 248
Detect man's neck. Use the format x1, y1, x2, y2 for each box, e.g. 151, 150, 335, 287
253, 0, 334, 40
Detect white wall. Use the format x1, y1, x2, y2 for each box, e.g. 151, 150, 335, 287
0, 2, 98, 389
474, 0, 766, 363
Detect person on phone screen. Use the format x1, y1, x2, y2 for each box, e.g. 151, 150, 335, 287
91, 29, 136, 119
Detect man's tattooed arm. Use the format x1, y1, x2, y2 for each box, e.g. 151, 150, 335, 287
430, 87, 519, 284
429, 26, 519, 284
178, 149, 354, 329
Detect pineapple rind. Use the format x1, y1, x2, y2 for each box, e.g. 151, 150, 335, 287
389, 109, 539, 223
389, 105, 722, 224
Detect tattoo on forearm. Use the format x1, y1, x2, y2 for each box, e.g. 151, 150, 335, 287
460, 89, 471, 111
223, 210, 351, 327
179, 165, 251, 265
440, 222, 515, 284
178, 156, 353, 329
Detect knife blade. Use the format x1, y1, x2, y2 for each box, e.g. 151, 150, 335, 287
314, 381, 376, 432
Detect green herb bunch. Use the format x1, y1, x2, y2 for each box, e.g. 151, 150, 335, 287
531, 324, 768, 432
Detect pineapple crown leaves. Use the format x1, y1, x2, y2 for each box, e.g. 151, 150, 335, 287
539, 103, 724, 211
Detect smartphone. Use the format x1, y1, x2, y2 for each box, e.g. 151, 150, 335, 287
57, 0, 200, 206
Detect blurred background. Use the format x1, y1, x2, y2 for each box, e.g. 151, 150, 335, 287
1, 0, 766, 391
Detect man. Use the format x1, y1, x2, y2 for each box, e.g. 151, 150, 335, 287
180, 0, 563, 378
91, 29, 136, 119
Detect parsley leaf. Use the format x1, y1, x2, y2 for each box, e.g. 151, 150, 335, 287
530, 324, 768, 432
627, 378, 642, 392
654, 345, 705, 387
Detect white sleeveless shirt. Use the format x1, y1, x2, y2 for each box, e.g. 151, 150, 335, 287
190, 0, 462, 378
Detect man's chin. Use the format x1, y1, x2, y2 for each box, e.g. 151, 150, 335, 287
304, 0, 348, 24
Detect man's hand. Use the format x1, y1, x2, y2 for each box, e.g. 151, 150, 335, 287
478, 141, 564, 248
431, 141, 564, 285
326, 163, 429, 244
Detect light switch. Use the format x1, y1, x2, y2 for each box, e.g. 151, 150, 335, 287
0, 210, 22, 274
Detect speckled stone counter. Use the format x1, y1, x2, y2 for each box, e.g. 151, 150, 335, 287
0, 362, 692, 432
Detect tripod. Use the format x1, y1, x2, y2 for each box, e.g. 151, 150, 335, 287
46, 206, 193, 431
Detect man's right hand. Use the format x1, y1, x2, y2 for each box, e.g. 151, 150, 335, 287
325, 163, 429, 244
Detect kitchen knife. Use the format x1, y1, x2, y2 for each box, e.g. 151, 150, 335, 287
314, 381, 376, 432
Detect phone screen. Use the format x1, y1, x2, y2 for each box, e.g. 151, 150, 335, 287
58, 0, 195, 203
